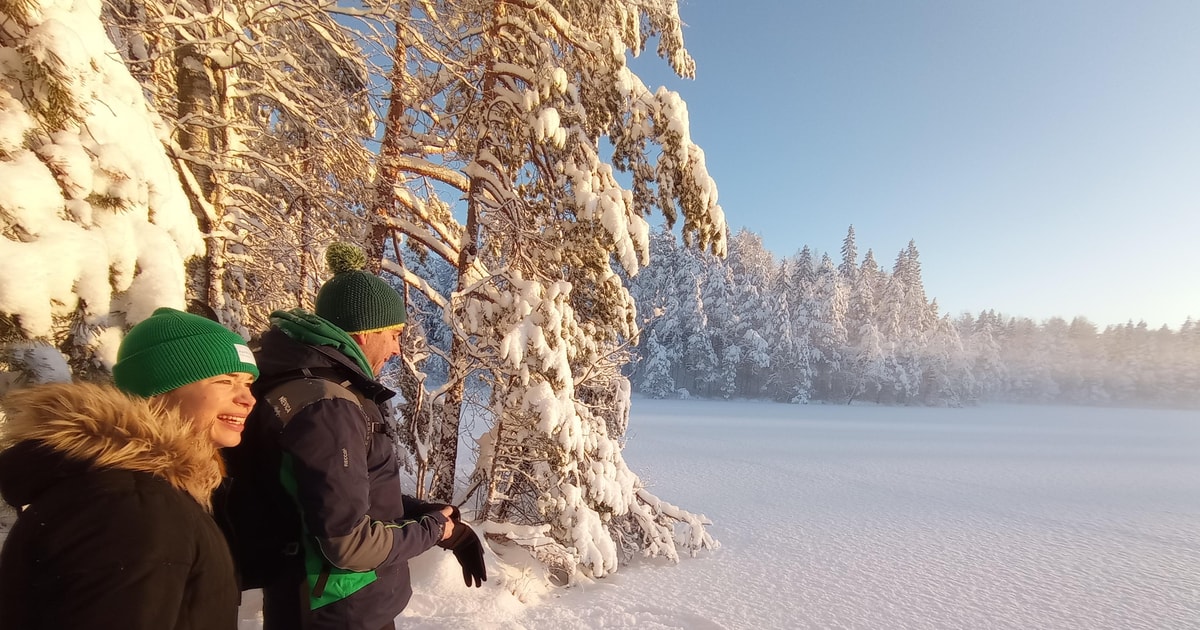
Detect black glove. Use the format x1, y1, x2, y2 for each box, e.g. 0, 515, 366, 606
412, 502, 458, 521
438, 521, 487, 588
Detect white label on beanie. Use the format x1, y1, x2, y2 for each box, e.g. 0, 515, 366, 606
236, 344, 257, 365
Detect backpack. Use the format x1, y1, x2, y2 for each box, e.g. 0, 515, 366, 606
215, 368, 364, 591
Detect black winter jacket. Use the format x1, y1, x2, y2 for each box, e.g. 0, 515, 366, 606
251, 325, 447, 630
0, 383, 238, 630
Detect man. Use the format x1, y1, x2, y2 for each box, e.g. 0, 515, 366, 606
0, 307, 258, 629
237, 243, 484, 630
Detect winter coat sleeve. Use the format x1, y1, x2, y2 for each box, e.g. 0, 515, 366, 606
280, 398, 447, 571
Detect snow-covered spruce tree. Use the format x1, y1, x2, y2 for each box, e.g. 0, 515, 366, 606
702, 261, 738, 399
845, 319, 887, 404
810, 254, 848, 399
1040, 316, 1086, 403
635, 328, 676, 398
631, 240, 718, 397
100, 0, 387, 333
838, 224, 858, 283
1066, 316, 1110, 403
919, 313, 972, 406
0, 0, 201, 387
678, 273, 716, 395
961, 310, 1006, 401
627, 227, 684, 396
723, 229, 776, 396
843, 248, 883, 402
368, 0, 724, 580
997, 315, 1060, 402
1175, 318, 1200, 407
779, 247, 819, 403
642, 239, 711, 396
875, 241, 939, 403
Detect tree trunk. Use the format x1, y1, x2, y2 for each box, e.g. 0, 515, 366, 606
174, 36, 223, 311
364, 21, 410, 272
367, 11, 462, 501
173, 3, 233, 318
427, 173, 481, 500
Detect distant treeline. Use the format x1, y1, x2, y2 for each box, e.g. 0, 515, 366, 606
625, 226, 1200, 409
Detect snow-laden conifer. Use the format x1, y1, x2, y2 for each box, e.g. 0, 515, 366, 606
356, 0, 725, 580
0, 0, 200, 385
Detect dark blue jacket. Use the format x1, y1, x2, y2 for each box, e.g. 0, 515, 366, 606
254, 326, 447, 630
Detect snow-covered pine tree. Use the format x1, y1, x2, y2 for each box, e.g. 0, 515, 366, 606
700, 257, 738, 398
0, 0, 201, 386
1175, 318, 1200, 407
778, 247, 818, 402
628, 228, 684, 396
961, 310, 1005, 400
810, 254, 848, 399
360, 0, 724, 580
842, 249, 881, 401
724, 229, 776, 396
838, 224, 858, 283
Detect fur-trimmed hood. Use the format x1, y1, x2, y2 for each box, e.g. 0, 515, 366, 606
0, 382, 222, 510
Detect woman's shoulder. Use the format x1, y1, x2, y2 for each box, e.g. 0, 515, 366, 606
34, 467, 208, 533
2, 469, 211, 577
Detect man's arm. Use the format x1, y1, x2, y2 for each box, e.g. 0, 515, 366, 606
281, 398, 448, 571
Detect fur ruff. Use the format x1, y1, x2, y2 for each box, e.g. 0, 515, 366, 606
0, 382, 223, 510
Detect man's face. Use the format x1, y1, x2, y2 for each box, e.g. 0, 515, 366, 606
353, 327, 403, 375
156, 372, 256, 448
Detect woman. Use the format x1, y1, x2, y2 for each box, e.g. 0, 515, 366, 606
0, 307, 258, 629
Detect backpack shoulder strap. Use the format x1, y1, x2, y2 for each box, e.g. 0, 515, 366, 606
263, 368, 364, 427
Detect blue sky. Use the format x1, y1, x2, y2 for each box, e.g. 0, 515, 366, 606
632, 0, 1199, 329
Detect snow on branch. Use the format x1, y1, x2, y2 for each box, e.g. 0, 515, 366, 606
380, 256, 448, 311
383, 215, 461, 266
1, 0, 201, 372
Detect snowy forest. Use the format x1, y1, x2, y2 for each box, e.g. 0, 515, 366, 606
0, 0, 1194, 590
624, 226, 1200, 409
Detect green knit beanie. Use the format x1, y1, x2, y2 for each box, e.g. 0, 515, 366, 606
112, 307, 259, 397
315, 243, 407, 334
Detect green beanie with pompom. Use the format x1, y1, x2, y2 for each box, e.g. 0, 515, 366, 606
315, 242, 407, 334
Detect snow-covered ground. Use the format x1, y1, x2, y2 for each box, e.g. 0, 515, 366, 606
260, 399, 1199, 628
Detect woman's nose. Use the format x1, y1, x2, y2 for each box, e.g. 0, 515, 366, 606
235, 384, 255, 408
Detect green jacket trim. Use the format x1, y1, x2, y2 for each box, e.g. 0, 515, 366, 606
280, 452, 377, 609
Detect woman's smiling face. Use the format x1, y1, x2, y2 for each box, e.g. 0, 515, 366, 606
157, 372, 255, 448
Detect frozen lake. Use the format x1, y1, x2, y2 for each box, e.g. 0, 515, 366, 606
432, 399, 1200, 629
